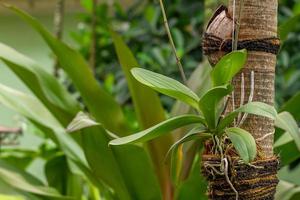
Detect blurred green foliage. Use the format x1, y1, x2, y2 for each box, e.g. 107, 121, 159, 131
277, 0, 300, 106
72, 0, 204, 108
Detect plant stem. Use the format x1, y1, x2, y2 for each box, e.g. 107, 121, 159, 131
89, 0, 98, 74
53, 0, 65, 77
158, 0, 187, 84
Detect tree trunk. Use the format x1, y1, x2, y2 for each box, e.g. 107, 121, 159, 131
202, 0, 280, 199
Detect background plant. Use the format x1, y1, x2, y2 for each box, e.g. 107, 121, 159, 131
0, 0, 299, 199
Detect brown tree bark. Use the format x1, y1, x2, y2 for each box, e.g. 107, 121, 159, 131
202, 1, 280, 199
228, 0, 278, 157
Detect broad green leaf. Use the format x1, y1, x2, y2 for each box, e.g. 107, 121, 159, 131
211, 50, 247, 86
275, 112, 300, 151
109, 115, 205, 145
111, 31, 171, 199
131, 68, 200, 110
66, 112, 99, 133
218, 102, 278, 133
280, 92, 300, 121
0, 160, 71, 199
167, 127, 211, 185
279, 14, 300, 41
0, 43, 80, 126
199, 84, 233, 130
8, 5, 129, 135
226, 127, 257, 163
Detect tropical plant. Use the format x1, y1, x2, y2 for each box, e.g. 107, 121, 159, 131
0, 1, 300, 200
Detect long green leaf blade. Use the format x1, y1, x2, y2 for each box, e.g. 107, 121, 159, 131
111, 31, 172, 199
226, 127, 257, 163
110, 115, 205, 145
131, 68, 200, 110
0, 84, 131, 199
218, 102, 278, 132
0, 43, 79, 126
7, 5, 129, 135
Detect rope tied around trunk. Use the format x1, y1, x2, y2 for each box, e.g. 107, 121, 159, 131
201, 154, 279, 200
203, 33, 281, 55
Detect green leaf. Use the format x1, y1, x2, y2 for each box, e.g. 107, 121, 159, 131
198, 84, 233, 130
0, 83, 61, 130
279, 14, 300, 41
171, 61, 212, 116
274, 141, 300, 166
0, 160, 72, 199
66, 112, 99, 133
45, 155, 69, 195
0, 43, 80, 126
218, 102, 278, 132
111, 31, 171, 199
7, 5, 129, 135
80, 127, 132, 200
6, 9, 160, 199
167, 127, 211, 185
226, 127, 257, 163
275, 181, 300, 200
109, 115, 205, 145
0, 194, 25, 200
280, 91, 300, 121
211, 50, 247, 86
275, 112, 300, 151
131, 68, 200, 110
0, 84, 94, 189
67, 110, 160, 199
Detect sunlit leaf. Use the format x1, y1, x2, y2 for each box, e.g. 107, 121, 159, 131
131, 68, 200, 110
211, 50, 247, 86
109, 115, 205, 145
226, 127, 257, 163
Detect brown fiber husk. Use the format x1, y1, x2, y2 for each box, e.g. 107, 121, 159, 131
201, 154, 279, 200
